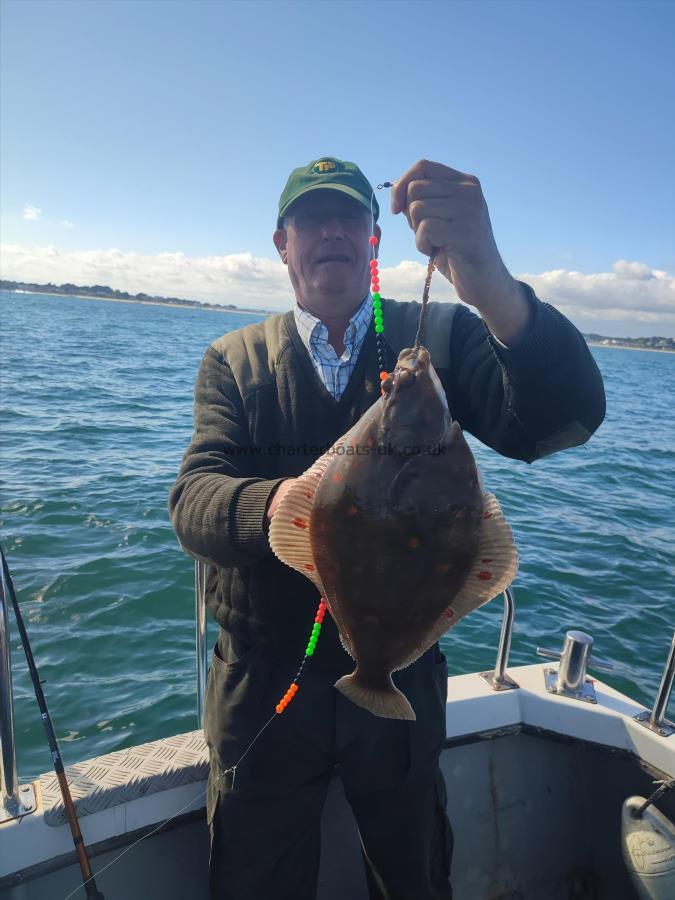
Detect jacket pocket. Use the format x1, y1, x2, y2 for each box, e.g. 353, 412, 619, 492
203, 633, 271, 772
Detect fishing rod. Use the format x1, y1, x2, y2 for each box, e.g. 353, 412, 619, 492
0, 546, 105, 900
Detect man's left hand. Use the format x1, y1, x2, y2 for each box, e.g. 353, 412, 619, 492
391, 159, 530, 343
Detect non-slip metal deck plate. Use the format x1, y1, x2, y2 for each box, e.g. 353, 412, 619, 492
40, 730, 209, 826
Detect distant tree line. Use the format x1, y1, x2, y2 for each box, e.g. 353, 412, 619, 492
0, 279, 239, 310
585, 332, 674, 352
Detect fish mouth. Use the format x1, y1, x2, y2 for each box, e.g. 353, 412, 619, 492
388, 347, 431, 391
378, 345, 449, 450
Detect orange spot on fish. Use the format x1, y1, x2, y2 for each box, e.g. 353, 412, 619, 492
292, 517, 308, 529
305, 492, 313, 499
481, 558, 493, 563
477, 571, 493, 581
443, 607, 455, 619
304, 563, 315, 572
408, 537, 419, 548
332, 472, 344, 483
346, 504, 359, 516
483, 512, 493, 519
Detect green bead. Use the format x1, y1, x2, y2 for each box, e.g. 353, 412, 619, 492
372, 302, 382, 312
375, 324, 384, 334
306, 646, 315, 656
374, 314, 383, 325
372, 292, 381, 302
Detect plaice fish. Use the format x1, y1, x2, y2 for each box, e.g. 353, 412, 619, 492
270, 283, 517, 721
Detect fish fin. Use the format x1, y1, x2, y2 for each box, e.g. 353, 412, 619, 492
268, 462, 328, 595
450, 490, 518, 617
335, 672, 416, 721
393, 491, 518, 671
267, 433, 358, 661
337, 629, 356, 661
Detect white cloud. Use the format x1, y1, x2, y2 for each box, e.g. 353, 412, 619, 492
0, 243, 673, 333
518, 263, 675, 324
23, 205, 42, 221
61, 220, 75, 229
612, 260, 654, 281
0, 243, 291, 307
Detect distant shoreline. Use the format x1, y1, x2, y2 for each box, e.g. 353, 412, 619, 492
4, 287, 673, 351
5, 288, 278, 316
587, 341, 674, 354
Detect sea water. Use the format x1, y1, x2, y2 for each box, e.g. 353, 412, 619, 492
1, 290, 673, 780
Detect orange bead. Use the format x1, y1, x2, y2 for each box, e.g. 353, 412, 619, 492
379, 371, 389, 381
276, 703, 283, 714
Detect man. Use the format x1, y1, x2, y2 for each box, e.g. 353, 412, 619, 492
169, 157, 605, 900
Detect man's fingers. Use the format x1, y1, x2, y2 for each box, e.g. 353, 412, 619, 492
391, 160, 474, 213
408, 198, 454, 230
414, 217, 455, 258
406, 178, 479, 204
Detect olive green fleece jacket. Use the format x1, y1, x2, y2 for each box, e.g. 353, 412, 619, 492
168, 285, 605, 673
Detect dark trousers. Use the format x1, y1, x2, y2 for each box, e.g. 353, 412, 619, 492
204, 632, 453, 900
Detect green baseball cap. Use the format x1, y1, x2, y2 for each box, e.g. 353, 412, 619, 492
277, 157, 378, 228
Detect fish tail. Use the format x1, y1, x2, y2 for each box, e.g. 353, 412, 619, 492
334, 672, 416, 721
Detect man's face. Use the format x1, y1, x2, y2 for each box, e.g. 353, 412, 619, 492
273, 190, 380, 316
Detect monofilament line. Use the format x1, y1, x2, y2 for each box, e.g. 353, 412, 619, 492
217, 710, 278, 792
61, 784, 208, 900
61, 709, 279, 899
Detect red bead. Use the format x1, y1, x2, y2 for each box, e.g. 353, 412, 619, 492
369, 259, 378, 268
371, 282, 380, 291
369, 235, 379, 246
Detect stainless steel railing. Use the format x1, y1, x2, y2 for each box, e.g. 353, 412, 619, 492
635, 631, 675, 737
0, 558, 21, 818
480, 588, 519, 691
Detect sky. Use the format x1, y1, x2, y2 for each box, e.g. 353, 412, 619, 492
1, 0, 674, 336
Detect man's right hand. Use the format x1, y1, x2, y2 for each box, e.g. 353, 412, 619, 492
265, 478, 297, 525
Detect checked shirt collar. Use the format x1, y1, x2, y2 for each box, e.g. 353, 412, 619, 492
294, 294, 373, 400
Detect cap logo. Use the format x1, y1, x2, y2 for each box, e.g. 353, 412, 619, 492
312, 160, 337, 175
